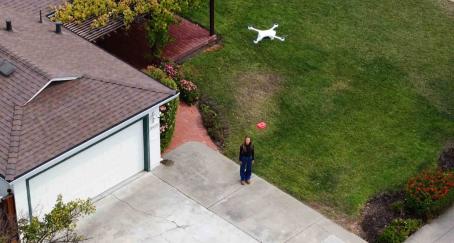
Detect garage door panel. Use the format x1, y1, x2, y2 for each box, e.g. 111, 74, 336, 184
28, 121, 144, 216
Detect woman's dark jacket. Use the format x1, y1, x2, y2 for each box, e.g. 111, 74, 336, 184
239, 144, 254, 161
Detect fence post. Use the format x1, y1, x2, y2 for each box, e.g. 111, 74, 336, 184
209, 0, 215, 36
1, 189, 19, 243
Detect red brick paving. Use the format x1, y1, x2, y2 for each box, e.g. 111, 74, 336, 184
163, 18, 217, 63
164, 102, 218, 154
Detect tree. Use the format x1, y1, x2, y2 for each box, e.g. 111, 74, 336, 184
53, 0, 201, 56
18, 195, 95, 243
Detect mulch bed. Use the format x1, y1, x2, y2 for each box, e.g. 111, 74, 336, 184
359, 191, 407, 242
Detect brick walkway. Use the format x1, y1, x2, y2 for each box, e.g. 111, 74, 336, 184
164, 102, 218, 153
163, 18, 217, 63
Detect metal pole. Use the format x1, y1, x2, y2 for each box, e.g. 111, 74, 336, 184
209, 0, 215, 36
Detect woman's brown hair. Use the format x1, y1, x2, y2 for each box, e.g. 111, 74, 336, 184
242, 136, 253, 151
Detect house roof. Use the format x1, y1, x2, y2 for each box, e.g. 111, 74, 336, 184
0, 6, 176, 181
0, 0, 65, 15
0, 7, 170, 93
2, 0, 135, 43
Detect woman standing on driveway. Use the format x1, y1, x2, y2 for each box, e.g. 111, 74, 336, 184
239, 136, 254, 185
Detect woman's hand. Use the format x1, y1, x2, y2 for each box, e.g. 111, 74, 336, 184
252, 160, 255, 164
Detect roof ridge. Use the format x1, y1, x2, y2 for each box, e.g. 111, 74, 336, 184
0, 43, 51, 82
5, 105, 24, 181
85, 75, 176, 95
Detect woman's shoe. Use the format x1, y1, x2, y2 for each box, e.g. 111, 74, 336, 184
240, 181, 245, 185
246, 180, 251, 184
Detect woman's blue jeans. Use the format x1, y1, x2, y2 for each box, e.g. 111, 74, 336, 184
240, 156, 253, 181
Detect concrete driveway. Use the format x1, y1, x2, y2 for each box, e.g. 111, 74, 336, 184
78, 142, 365, 243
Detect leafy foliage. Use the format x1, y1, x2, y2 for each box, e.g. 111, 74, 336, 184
405, 170, 454, 219
144, 65, 179, 151
406, 170, 454, 201
178, 79, 199, 105
377, 218, 422, 243
18, 195, 95, 243
163, 63, 180, 80
199, 98, 227, 147
53, 0, 201, 55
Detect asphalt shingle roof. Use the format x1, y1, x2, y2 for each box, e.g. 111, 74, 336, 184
0, 6, 171, 93
0, 0, 65, 15
0, 5, 176, 181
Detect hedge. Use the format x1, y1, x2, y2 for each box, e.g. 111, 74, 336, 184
144, 66, 179, 151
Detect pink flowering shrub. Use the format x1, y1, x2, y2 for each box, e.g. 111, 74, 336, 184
178, 79, 199, 105
164, 63, 178, 79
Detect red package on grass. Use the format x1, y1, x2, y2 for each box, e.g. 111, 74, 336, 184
256, 121, 267, 129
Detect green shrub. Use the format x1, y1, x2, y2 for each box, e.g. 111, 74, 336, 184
144, 65, 179, 151
199, 98, 227, 147
160, 63, 199, 105
404, 170, 454, 219
377, 218, 422, 243
144, 66, 169, 85
18, 195, 95, 243
161, 77, 178, 90
146, 23, 172, 58
178, 79, 199, 105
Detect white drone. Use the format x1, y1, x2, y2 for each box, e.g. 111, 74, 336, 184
247, 24, 286, 44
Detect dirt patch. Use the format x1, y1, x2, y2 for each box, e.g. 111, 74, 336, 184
439, 0, 454, 16
359, 191, 407, 242
439, 141, 454, 171
204, 44, 224, 53
234, 71, 283, 121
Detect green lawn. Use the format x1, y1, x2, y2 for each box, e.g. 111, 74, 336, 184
183, 0, 454, 218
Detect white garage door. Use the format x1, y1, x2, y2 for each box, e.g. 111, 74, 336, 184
27, 120, 145, 216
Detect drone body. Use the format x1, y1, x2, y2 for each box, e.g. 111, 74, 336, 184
248, 24, 286, 44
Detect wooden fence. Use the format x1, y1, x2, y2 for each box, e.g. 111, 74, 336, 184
0, 189, 18, 243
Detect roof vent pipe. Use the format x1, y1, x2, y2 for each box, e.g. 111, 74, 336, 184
6, 20, 12, 31
55, 22, 62, 34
